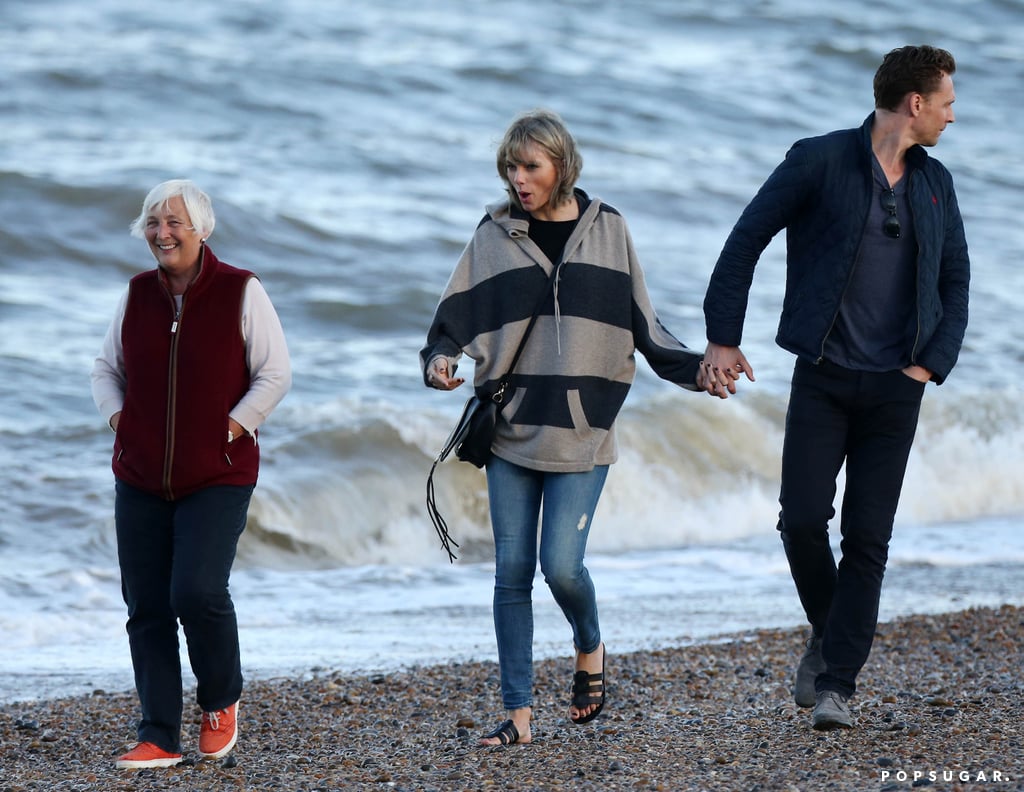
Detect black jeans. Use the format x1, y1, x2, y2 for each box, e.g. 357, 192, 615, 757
778, 358, 925, 699
115, 480, 254, 752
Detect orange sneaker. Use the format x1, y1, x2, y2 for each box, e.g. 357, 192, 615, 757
115, 741, 182, 769
199, 701, 238, 759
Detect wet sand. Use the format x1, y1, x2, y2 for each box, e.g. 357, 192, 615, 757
2, 605, 1022, 791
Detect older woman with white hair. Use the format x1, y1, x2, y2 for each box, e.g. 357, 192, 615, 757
91, 179, 291, 769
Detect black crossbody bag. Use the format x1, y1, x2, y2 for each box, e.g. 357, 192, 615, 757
425, 261, 561, 562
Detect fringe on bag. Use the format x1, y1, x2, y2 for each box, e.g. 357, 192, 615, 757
426, 455, 460, 563
425, 396, 479, 562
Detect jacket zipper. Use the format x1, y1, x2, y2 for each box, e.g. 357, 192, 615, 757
817, 177, 873, 364
906, 171, 923, 363
162, 294, 183, 500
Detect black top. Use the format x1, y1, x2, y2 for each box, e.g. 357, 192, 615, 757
527, 202, 580, 265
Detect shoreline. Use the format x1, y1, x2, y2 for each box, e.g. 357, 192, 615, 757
2, 605, 1021, 791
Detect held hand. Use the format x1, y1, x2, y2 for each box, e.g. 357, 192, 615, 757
427, 357, 465, 391
110, 411, 121, 432
701, 342, 755, 398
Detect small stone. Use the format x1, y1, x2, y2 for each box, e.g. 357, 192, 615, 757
222, 754, 238, 769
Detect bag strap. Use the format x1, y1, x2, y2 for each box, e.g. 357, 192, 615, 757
489, 256, 562, 404
427, 256, 564, 563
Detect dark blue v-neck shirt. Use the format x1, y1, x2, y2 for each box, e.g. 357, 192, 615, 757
823, 158, 918, 371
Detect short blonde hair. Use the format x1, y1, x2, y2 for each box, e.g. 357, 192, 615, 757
129, 179, 215, 239
496, 109, 582, 212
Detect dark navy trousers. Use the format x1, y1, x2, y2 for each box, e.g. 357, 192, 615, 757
115, 480, 253, 752
778, 358, 926, 698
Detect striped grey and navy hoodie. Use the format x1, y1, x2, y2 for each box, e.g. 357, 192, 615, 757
421, 190, 701, 473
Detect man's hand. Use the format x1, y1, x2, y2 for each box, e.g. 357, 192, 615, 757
902, 364, 932, 383
701, 342, 755, 398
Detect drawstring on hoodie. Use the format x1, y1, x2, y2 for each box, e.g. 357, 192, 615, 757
552, 262, 564, 355
507, 218, 570, 355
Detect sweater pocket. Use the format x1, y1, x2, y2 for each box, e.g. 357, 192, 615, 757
502, 385, 526, 420
566, 389, 593, 437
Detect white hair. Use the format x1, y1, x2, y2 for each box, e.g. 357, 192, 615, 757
129, 179, 216, 239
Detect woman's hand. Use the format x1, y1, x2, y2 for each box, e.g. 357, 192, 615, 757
227, 417, 246, 442
700, 342, 755, 398
427, 356, 465, 390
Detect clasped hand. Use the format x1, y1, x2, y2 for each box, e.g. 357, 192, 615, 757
697, 343, 755, 399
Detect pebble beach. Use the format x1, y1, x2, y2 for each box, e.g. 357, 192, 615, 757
2, 605, 1021, 791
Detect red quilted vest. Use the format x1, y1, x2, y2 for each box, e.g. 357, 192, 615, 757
112, 245, 259, 499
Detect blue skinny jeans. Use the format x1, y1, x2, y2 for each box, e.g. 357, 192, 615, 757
485, 455, 608, 710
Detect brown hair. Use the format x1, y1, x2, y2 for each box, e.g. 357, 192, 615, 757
873, 45, 956, 111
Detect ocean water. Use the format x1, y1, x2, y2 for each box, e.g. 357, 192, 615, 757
1, 0, 1022, 703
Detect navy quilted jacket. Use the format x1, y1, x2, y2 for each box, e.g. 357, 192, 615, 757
704, 113, 970, 384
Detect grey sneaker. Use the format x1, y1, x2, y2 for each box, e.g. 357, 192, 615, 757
812, 690, 853, 730
794, 635, 825, 708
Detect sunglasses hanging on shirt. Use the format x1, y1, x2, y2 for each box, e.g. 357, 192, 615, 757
880, 188, 901, 239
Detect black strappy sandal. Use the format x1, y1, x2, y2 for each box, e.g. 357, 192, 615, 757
570, 645, 607, 724
480, 719, 520, 746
